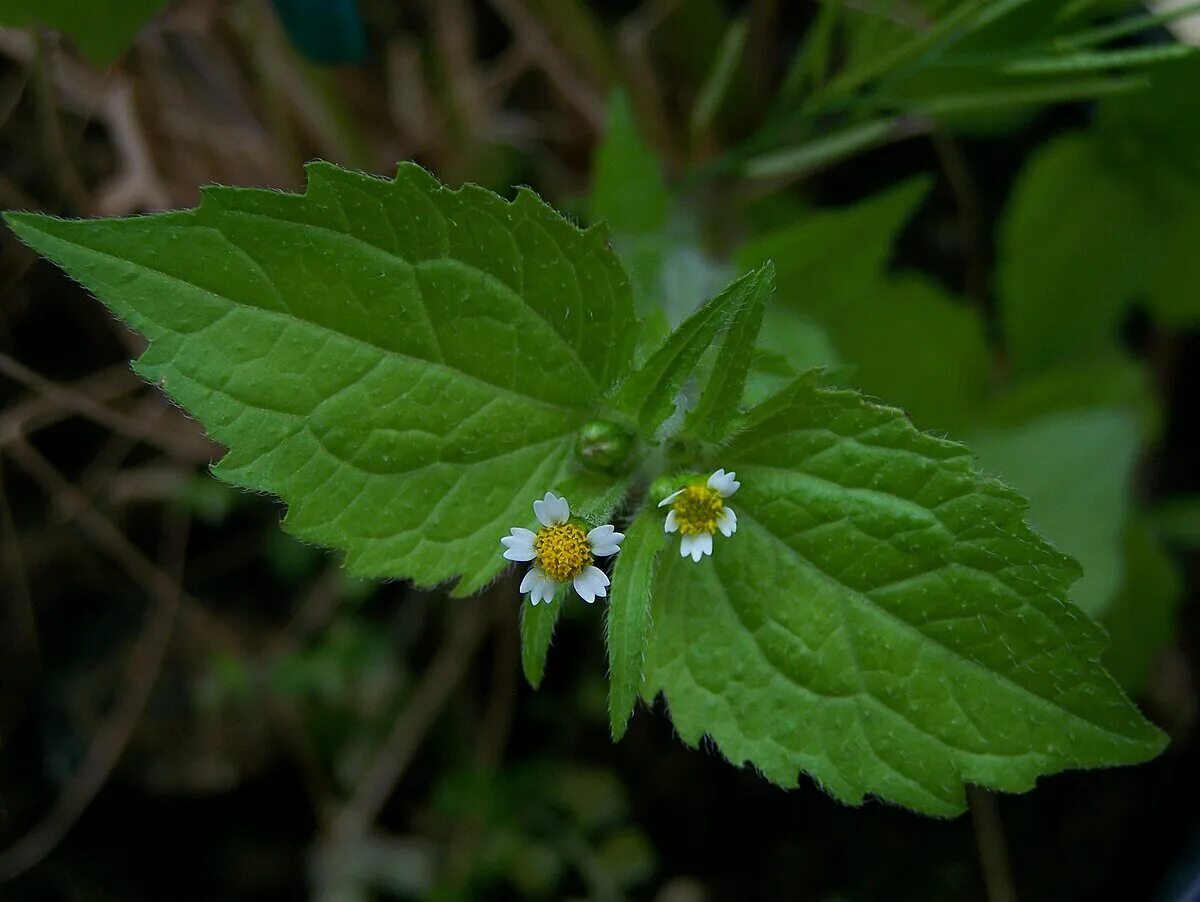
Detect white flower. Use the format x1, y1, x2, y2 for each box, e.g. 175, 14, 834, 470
658, 468, 739, 562
501, 492, 624, 605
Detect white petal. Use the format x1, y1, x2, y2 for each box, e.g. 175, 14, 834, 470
697, 533, 714, 559
717, 507, 737, 537
664, 510, 679, 534
532, 570, 559, 605
508, 527, 536, 542
657, 489, 684, 508
501, 532, 536, 561
679, 534, 698, 559
533, 491, 569, 527
588, 526, 624, 557
573, 566, 610, 603
587, 524, 615, 542
707, 469, 741, 497
519, 567, 540, 594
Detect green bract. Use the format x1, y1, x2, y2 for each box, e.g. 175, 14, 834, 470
5, 161, 1165, 817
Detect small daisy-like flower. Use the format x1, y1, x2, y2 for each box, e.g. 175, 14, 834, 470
500, 492, 624, 605
658, 468, 740, 562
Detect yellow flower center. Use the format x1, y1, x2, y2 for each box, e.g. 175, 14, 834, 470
534, 523, 593, 582
673, 484, 724, 535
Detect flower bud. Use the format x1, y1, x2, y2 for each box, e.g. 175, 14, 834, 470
575, 420, 635, 472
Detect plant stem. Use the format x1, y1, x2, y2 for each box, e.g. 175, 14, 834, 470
969, 786, 1018, 902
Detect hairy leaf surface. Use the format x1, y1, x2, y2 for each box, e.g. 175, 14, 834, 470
643, 376, 1165, 815
6, 163, 637, 594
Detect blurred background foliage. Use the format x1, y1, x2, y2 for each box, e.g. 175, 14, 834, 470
0, 0, 1198, 899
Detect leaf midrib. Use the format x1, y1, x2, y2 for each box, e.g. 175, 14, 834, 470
212, 201, 604, 395
15, 216, 592, 422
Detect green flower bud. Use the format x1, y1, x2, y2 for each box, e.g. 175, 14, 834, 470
576, 420, 635, 472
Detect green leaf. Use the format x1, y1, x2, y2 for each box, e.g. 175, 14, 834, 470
999, 58, 1200, 372
967, 406, 1141, 617
1101, 520, 1182, 696
521, 599, 562, 689
738, 176, 930, 308
684, 262, 774, 441
6, 162, 637, 595
607, 507, 668, 739
998, 135, 1156, 374
813, 274, 991, 433
589, 92, 670, 313
589, 91, 668, 235
643, 376, 1164, 816
608, 268, 762, 435
0, 0, 165, 65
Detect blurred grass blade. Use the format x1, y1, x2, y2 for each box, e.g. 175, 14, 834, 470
743, 118, 897, 179
821, 0, 987, 99
1056, 1, 1200, 48
898, 74, 1148, 115
778, 0, 842, 104
1002, 44, 1193, 75
691, 16, 749, 135
968, 0, 1039, 33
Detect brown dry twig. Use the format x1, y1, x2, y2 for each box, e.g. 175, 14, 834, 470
0, 351, 215, 462
0, 442, 189, 881
329, 599, 491, 845
0, 28, 171, 214
485, 0, 607, 133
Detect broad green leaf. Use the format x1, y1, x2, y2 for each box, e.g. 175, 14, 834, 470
998, 136, 1156, 374
0, 0, 165, 65
608, 268, 761, 435
968, 406, 1141, 617
589, 92, 670, 313
745, 309, 839, 409
1101, 520, 1182, 695
607, 507, 668, 739
999, 58, 1200, 372
6, 162, 637, 595
738, 177, 930, 310
589, 91, 668, 236
684, 262, 774, 441
814, 274, 991, 433
521, 599, 562, 689
977, 354, 1156, 435
643, 376, 1164, 816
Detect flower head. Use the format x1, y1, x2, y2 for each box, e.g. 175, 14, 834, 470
658, 468, 739, 561
501, 492, 624, 605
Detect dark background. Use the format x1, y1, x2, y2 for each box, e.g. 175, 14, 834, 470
0, 1, 1197, 899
